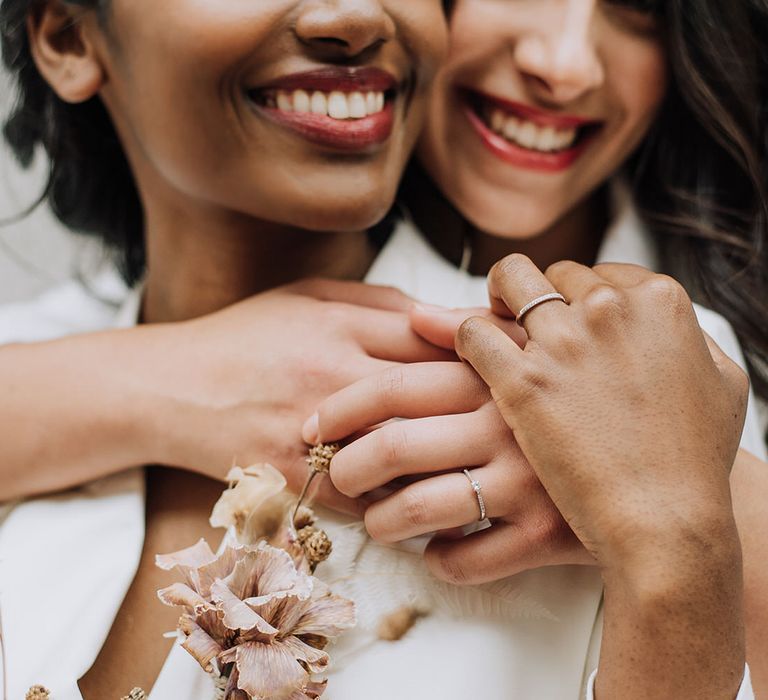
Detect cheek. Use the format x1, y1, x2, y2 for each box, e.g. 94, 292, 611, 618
606, 40, 668, 146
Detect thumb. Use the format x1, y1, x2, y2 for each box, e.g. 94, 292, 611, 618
410, 304, 528, 350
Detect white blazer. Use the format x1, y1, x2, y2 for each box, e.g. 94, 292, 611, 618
0, 195, 762, 699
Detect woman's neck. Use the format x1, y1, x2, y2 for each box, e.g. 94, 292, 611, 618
142, 204, 376, 323
404, 165, 609, 277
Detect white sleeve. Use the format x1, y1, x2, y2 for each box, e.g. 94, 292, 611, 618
0, 267, 126, 344
586, 665, 754, 700
693, 304, 767, 460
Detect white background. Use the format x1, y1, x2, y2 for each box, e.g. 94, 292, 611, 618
0, 68, 81, 303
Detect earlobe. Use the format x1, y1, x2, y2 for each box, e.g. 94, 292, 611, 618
26, 1, 105, 104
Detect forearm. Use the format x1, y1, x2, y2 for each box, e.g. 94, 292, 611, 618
731, 448, 768, 698
0, 328, 169, 500
596, 521, 745, 700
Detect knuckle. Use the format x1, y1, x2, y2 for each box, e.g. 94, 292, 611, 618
378, 423, 410, 469
544, 259, 577, 282
401, 488, 430, 529
429, 547, 469, 585
641, 275, 691, 312
582, 284, 629, 328
376, 366, 408, 408
723, 360, 750, 403
526, 512, 570, 556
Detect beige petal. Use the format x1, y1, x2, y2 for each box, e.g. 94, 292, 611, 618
210, 579, 278, 638
291, 590, 356, 639
281, 636, 329, 674
178, 618, 224, 672
226, 543, 307, 601
156, 539, 216, 573
233, 641, 311, 700
157, 582, 209, 611
210, 464, 289, 540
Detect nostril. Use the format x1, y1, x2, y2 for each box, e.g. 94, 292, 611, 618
312, 37, 350, 49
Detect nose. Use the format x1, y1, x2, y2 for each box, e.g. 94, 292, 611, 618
295, 0, 396, 58
514, 0, 605, 104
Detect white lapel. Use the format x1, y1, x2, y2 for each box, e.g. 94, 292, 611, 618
0, 288, 146, 699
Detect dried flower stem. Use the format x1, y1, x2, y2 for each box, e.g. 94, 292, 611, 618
290, 443, 339, 538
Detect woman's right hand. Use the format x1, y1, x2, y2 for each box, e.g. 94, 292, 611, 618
0, 279, 452, 510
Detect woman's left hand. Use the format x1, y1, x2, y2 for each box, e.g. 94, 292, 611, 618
303, 360, 594, 585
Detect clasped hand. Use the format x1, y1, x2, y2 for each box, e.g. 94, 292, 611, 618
305, 258, 748, 583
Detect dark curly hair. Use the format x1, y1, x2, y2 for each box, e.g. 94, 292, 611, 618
2, 0, 768, 407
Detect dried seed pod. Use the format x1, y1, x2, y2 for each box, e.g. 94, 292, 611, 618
120, 689, 147, 700
297, 525, 333, 571
306, 443, 340, 474
25, 687, 51, 700
377, 606, 428, 642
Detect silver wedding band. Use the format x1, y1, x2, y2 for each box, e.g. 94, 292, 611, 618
463, 469, 487, 522
516, 292, 567, 324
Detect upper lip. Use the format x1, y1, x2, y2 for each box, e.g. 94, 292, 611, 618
253, 67, 399, 94
466, 88, 602, 129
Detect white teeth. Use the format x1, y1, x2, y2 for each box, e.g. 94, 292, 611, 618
263, 88, 387, 120
348, 92, 367, 119
503, 117, 520, 141
277, 91, 293, 111
310, 91, 328, 115
293, 89, 311, 113
328, 91, 350, 120
487, 108, 579, 153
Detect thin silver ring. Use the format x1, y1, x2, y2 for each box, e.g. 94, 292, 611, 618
516, 292, 567, 324
463, 469, 487, 522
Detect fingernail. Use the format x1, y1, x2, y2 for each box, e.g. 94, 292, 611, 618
412, 303, 451, 313
302, 413, 319, 444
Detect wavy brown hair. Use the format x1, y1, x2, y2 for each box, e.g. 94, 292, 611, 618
626, 0, 768, 403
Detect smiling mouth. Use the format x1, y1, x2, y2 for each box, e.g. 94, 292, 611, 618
246, 68, 399, 151
463, 89, 603, 168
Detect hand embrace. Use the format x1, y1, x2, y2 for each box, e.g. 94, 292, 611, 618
303, 360, 593, 584
143, 279, 452, 513
454, 257, 748, 573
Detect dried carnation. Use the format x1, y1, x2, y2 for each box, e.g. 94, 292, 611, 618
25, 687, 50, 700
157, 539, 355, 700
210, 464, 294, 545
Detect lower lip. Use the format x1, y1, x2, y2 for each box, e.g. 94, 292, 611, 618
464, 104, 596, 173
253, 101, 395, 152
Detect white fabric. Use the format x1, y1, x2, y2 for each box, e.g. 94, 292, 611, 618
586, 666, 754, 700
0, 197, 764, 699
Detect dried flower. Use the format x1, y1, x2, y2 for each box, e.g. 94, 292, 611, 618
297, 526, 333, 572
157, 539, 355, 700
210, 464, 295, 545
120, 689, 147, 700
306, 444, 339, 474
25, 687, 50, 700
377, 606, 428, 641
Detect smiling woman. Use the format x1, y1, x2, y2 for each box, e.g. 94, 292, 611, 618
0, 0, 449, 697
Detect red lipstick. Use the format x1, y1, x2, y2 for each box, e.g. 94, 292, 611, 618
463, 89, 602, 173
249, 67, 399, 152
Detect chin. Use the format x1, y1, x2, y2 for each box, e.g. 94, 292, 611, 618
455, 190, 562, 241
295, 197, 394, 233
